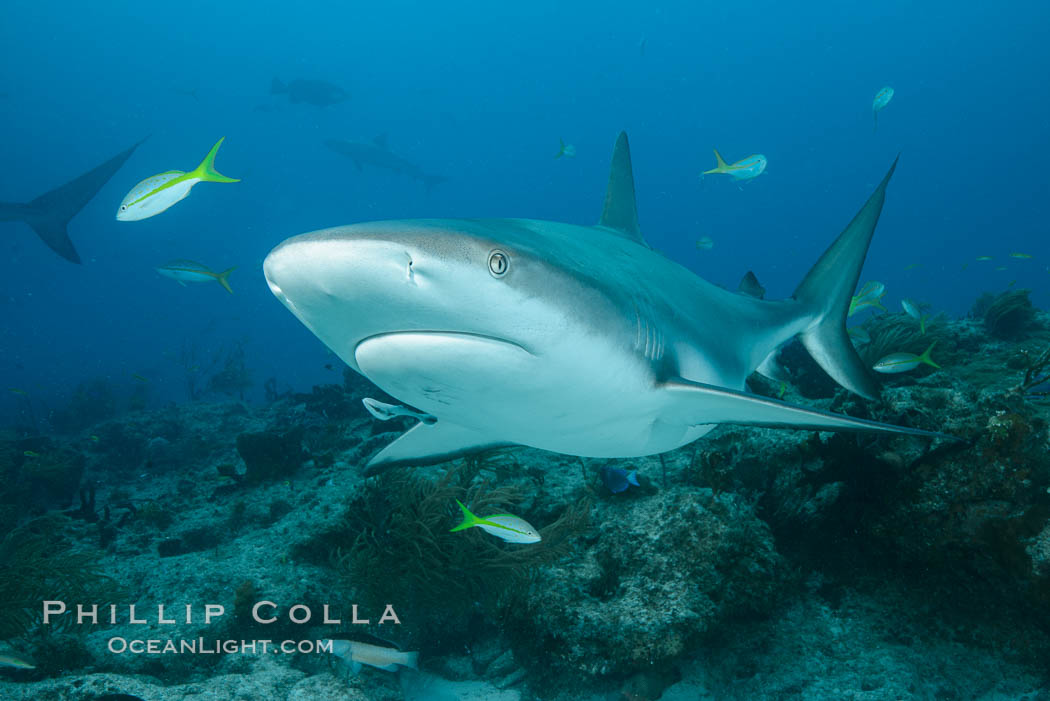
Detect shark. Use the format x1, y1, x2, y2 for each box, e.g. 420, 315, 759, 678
324, 135, 448, 192
265, 132, 948, 475
0, 141, 142, 263
271, 78, 348, 107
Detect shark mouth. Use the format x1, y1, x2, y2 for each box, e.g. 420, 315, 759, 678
354, 331, 537, 410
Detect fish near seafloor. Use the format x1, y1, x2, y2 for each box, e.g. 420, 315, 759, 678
873, 342, 941, 374
157, 260, 235, 294
263, 131, 952, 477
327, 638, 418, 674
901, 298, 927, 334
117, 138, 239, 221
0, 650, 35, 669
849, 280, 887, 316
324, 135, 448, 192
600, 466, 641, 494
451, 500, 541, 544
271, 78, 348, 107
0, 140, 143, 263
702, 149, 766, 182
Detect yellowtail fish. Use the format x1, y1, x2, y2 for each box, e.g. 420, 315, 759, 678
451, 499, 541, 544
157, 260, 236, 294
695, 236, 714, 251
872, 86, 894, 132
89, 435, 100, 442
901, 298, 927, 334
327, 638, 418, 674
904, 263, 921, 271
555, 138, 576, 159
847, 326, 871, 344
703, 149, 767, 182
23, 450, 39, 458
1010, 253, 1033, 259
8, 388, 27, 396
0, 650, 35, 669
117, 137, 239, 221
976, 256, 992, 261
995, 266, 1007, 271
849, 280, 887, 316
873, 342, 940, 374
132, 373, 149, 383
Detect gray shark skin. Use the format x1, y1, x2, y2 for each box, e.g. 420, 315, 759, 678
0, 140, 143, 263
271, 78, 348, 107
324, 135, 448, 192
265, 132, 948, 475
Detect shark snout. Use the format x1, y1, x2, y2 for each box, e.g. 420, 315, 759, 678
263, 228, 429, 330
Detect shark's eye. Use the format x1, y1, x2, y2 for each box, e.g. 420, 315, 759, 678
488, 250, 509, 277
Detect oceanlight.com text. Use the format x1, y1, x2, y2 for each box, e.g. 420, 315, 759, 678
107, 638, 334, 655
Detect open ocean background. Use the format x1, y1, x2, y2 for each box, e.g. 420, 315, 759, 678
2, 0, 1048, 420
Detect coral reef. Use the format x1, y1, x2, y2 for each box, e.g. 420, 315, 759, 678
236, 427, 305, 482
51, 378, 118, 434
5, 304, 1050, 699
507, 488, 780, 690
207, 341, 253, 399
0, 518, 120, 639
972, 288, 1039, 339
297, 457, 588, 651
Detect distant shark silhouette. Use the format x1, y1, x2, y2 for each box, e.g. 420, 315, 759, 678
0, 140, 143, 263
324, 134, 448, 192
271, 78, 348, 107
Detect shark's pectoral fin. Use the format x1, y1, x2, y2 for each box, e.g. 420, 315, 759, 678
756, 348, 790, 383
364, 421, 514, 476
662, 376, 951, 439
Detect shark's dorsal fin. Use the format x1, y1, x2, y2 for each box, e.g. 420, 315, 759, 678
598, 131, 645, 246
372, 133, 389, 149
737, 270, 766, 299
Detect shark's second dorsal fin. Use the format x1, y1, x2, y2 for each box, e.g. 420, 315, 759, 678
598, 131, 645, 246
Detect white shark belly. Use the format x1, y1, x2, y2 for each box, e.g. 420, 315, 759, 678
354, 329, 708, 457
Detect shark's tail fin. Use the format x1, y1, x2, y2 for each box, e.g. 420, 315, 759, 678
0, 140, 143, 263
792, 156, 899, 399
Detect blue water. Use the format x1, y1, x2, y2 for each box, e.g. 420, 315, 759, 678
2, 0, 1048, 420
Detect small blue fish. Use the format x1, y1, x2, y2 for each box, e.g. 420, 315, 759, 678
599, 466, 640, 494
703, 150, 766, 182
872, 86, 894, 132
